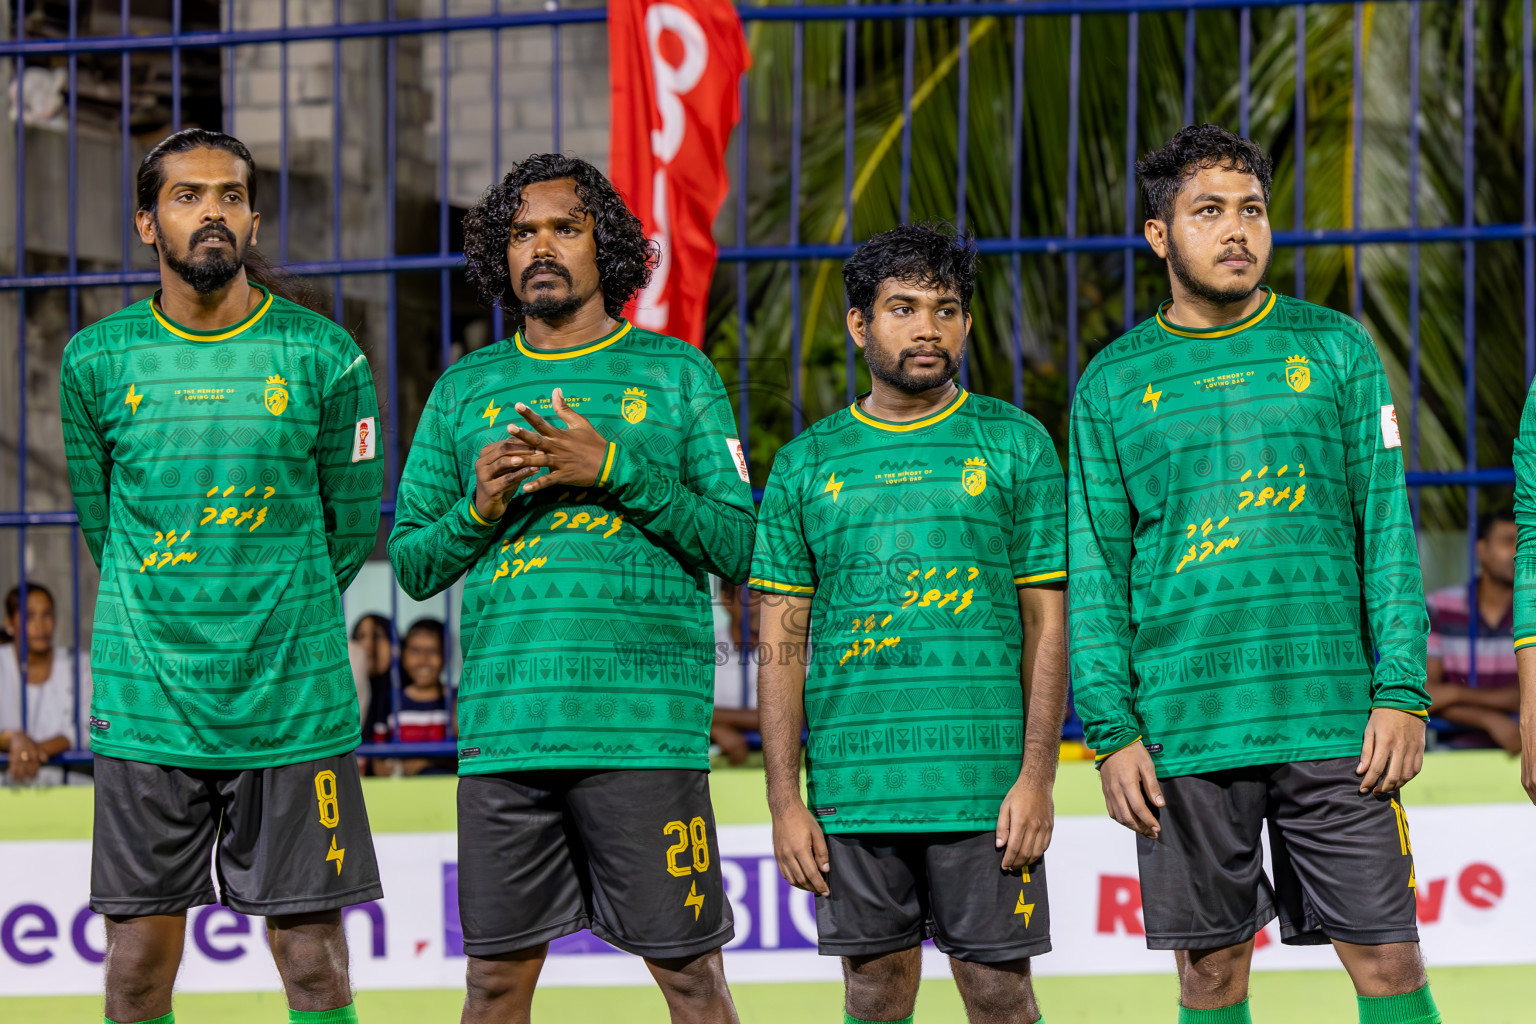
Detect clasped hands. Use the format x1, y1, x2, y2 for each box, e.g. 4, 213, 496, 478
473, 387, 611, 523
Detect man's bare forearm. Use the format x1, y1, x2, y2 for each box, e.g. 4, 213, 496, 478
1519, 648, 1536, 736
1019, 586, 1068, 785
758, 594, 813, 814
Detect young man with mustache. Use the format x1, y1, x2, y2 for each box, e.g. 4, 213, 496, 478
753, 224, 1068, 1024
59, 129, 384, 1024
389, 154, 753, 1024
1069, 124, 1438, 1024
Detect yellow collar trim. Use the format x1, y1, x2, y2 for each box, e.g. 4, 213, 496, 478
1155, 288, 1277, 339
150, 286, 274, 342
514, 320, 632, 360
850, 389, 969, 432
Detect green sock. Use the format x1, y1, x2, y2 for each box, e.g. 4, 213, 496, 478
289, 1005, 359, 1024
843, 1014, 913, 1024
1358, 985, 1440, 1024
1178, 1001, 1252, 1024
105, 1015, 174, 1024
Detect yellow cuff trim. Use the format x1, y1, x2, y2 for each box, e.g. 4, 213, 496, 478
1015, 570, 1068, 586
466, 502, 494, 527
1094, 735, 1143, 762
597, 442, 618, 486
748, 577, 815, 595
1374, 706, 1429, 718
1514, 635, 1536, 650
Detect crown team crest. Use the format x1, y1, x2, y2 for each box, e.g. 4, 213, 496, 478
1284, 355, 1311, 393
621, 387, 648, 424
961, 457, 988, 496
264, 375, 289, 416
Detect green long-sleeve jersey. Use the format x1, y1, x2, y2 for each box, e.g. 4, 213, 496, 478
1068, 289, 1430, 778
1516, 378, 1536, 653
387, 320, 756, 774
749, 391, 1067, 832
59, 286, 382, 769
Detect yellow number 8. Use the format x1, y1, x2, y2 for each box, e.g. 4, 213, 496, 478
314, 770, 340, 829
689, 816, 709, 873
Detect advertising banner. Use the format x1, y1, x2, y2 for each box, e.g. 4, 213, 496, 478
2, 807, 1531, 995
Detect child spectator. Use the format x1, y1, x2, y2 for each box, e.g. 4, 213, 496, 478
0, 583, 93, 786
382, 617, 454, 777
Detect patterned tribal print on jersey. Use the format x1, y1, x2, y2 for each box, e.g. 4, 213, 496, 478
1069, 289, 1430, 778
750, 390, 1066, 832
60, 286, 382, 769
389, 321, 755, 774
1515, 377, 1536, 654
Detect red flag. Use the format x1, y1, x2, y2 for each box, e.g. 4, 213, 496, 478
609, 0, 750, 347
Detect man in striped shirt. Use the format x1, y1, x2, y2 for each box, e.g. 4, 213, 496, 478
1426, 509, 1519, 752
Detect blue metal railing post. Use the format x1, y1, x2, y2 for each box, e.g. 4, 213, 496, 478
1462, 0, 1478, 687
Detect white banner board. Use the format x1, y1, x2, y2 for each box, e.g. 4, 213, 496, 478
2, 806, 1532, 995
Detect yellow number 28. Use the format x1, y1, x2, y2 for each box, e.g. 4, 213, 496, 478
663, 817, 710, 877
314, 770, 340, 829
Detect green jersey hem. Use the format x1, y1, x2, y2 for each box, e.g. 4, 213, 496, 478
820, 816, 1001, 835
457, 752, 712, 775
89, 733, 358, 771
1151, 740, 1364, 780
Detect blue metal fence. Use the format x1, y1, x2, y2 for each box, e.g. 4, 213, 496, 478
1, 0, 1529, 766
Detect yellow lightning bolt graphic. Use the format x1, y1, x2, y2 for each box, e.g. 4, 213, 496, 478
124, 384, 143, 414
326, 835, 345, 876
684, 880, 705, 921
824, 473, 844, 502
481, 398, 502, 427
1141, 383, 1162, 412
1014, 892, 1034, 925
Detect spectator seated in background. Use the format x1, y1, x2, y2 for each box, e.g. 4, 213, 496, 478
379, 617, 455, 778
349, 612, 398, 755
1426, 509, 1520, 752
712, 580, 760, 765
0, 583, 93, 786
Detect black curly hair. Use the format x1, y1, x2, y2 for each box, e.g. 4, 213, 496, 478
462, 154, 658, 327
1137, 123, 1273, 225
842, 222, 978, 322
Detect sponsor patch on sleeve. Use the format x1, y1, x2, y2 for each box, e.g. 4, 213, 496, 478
727, 437, 750, 482
353, 416, 377, 462
1380, 404, 1402, 449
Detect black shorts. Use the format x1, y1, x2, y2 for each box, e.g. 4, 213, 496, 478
1137, 756, 1420, 950
90, 753, 383, 918
817, 831, 1051, 963
456, 769, 734, 959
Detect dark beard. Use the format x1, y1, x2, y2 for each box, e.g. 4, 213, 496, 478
864, 334, 965, 393
158, 219, 246, 295
515, 259, 583, 324
1166, 233, 1272, 307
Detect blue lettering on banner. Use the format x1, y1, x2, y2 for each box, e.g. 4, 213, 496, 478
0, 900, 388, 967
440, 856, 820, 956
2, 904, 58, 964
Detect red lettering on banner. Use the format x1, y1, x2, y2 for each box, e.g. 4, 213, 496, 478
1095, 875, 1145, 936
609, 0, 751, 347
1414, 878, 1446, 923
1457, 863, 1504, 909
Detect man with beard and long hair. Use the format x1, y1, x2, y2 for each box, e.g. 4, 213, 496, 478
752, 224, 1068, 1024
389, 154, 752, 1023
59, 129, 384, 1024
1069, 124, 1438, 1024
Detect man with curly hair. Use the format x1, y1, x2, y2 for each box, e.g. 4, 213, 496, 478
389, 154, 753, 1023
1069, 124, 1437, 1024
752, 223, 1068, 1024
59, 129, 383, 1024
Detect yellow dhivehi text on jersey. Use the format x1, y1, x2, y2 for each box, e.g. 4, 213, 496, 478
1175, 461, 1307, 573
265, 375, 289, 416
622, 387, 648, 423
961, 457, 987, 496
